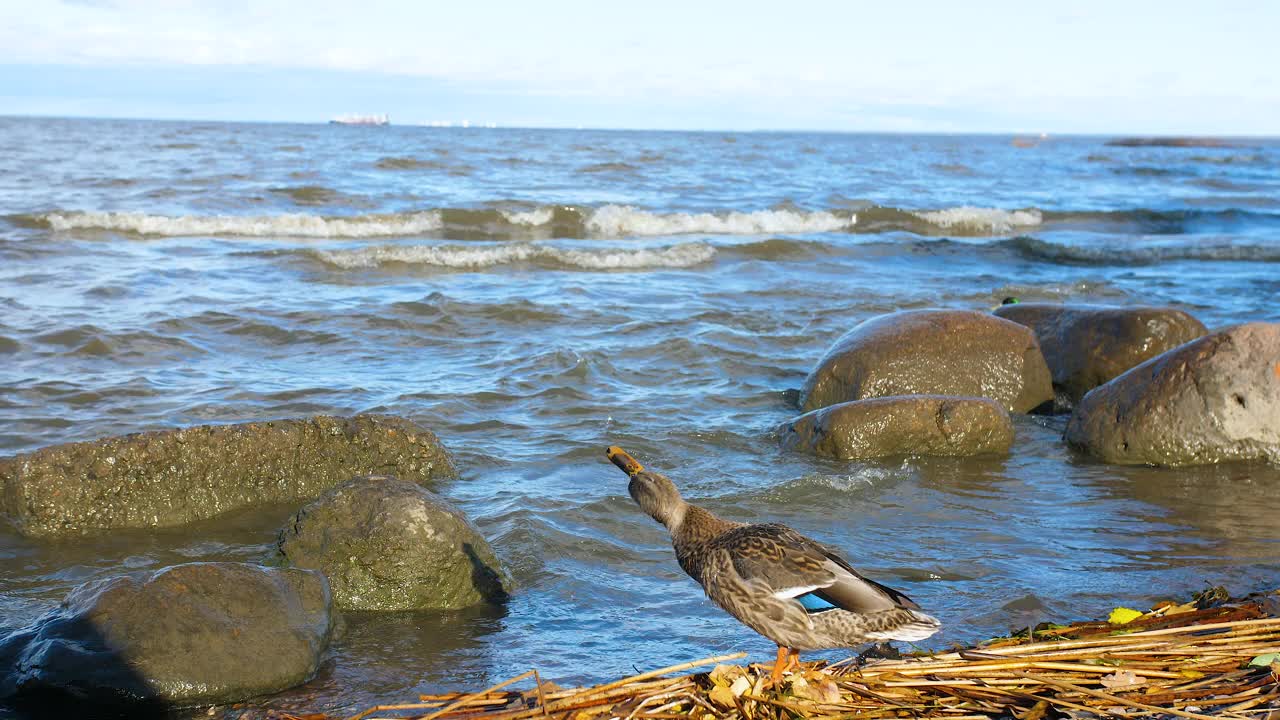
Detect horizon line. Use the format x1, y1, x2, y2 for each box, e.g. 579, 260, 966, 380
3, 113, 1277, 141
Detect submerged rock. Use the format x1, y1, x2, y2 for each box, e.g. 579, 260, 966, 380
800, 309, 1053, 413
0, 414, 456, 537
779, 395, 1014, 460
1065, 323, 1280, 466
0, 563, 333, 709
276, 475, 507, 611
994, 303, 1208, 407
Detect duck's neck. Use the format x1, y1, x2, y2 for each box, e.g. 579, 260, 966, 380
670, 504, 737, 548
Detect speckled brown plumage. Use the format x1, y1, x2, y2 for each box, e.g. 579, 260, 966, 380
606, 446, 940, 672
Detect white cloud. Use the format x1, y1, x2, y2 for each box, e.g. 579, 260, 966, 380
2, 0, 1276, 132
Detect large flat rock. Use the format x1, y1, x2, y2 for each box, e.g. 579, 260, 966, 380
800, 309, 1053, 413
0, 414, 456, 537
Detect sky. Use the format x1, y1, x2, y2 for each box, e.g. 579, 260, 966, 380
1, 0, 1277, 134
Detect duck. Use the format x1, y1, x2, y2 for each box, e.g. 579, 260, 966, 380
605, 446, 940, 681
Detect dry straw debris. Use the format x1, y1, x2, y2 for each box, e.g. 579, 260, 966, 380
294, 589, 1280, 720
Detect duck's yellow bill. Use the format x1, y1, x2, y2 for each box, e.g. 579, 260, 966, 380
606, 446, 645, 476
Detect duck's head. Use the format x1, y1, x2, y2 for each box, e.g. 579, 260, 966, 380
606, 446, 686, 530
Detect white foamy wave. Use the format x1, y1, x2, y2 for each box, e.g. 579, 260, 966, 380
913, 207, 1042, 233
312, 241, 716, 270
42, 211, 444, 238
585, 205, 854, 237
499, 207, 556, 226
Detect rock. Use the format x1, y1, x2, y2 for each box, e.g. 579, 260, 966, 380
1065, 323, 1280, 466
799, 309, 1053, 413
779, 395, 1014, 460
0, 563, 333, 709
1104, 137, 1240, 148
276, 476, 507, 611
0, 414, 456, 537
994, 303, 1208, 406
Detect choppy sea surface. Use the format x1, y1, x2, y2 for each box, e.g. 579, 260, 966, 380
1, 117, 1278, 714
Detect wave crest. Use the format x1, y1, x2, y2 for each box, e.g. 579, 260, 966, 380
585, 206, 854, 236
39, 210, 444, 238
310, 241, 716, 270
24, 204, 1266, 240
912, 207, 1043, 233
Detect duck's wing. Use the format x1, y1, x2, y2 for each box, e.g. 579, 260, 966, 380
722, 524, 918, 614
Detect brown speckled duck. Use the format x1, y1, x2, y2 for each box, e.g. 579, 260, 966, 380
606, 446, 940, 680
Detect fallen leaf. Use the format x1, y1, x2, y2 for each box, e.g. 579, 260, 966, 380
708, 683, 737, 708
1100, 670, 1145, 691
1249, 652, 1280, 667
807, 676, 842, 704
729, 676, 751, 697
708, 663, 744, 687
1108, 607, 1143, 625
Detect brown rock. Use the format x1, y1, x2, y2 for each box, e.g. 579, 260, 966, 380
1065, 323, 1280, 466
0, 562, 333, 707
0, 414, 456, 537
276, 475, 507, 611
799, 309, 1053, 413
995, 303, 1207, 406
779, 395, 1014, 460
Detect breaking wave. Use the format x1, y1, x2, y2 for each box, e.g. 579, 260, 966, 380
583, 205, 853, 236
911, 207, 1042, 233
309, 241, 716, 270
32, 210, 445, 238
15, 205, 1276, 240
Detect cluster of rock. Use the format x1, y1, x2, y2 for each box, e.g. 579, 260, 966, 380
782, 309, 1047, 460
0, 414, 507, 713
782, 305, 1279, 467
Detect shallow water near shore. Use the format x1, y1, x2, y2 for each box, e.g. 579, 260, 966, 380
0, 117, 1278, 715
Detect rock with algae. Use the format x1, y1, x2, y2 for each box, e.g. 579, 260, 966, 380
0, 414, 456, 537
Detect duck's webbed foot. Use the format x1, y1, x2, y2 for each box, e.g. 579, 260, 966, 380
854, 641, 901, 667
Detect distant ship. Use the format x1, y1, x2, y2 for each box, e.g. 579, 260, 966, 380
329, 114, 389, 126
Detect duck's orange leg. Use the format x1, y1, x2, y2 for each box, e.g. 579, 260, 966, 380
787, 647, 801, 673
769, 646, 788, 683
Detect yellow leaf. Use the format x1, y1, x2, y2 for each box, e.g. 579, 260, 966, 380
1108, 607, 1143, 624
1178, 670, 1205, 680
708, 684, 737, 709
708, 663, 743, 687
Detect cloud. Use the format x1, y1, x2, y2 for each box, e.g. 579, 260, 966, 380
2, 0, 1277, 132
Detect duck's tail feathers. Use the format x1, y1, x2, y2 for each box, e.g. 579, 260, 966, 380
866, 610, 941, 642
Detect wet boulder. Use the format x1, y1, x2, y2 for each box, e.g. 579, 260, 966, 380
779, 395, 1014, 460
995, 302, 1207, 407
0, 563, 334, 709
0, 414, 456, 537
276, 475, 507, 611
800, 309, 1053, 413
1065, 323, 1280, 466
